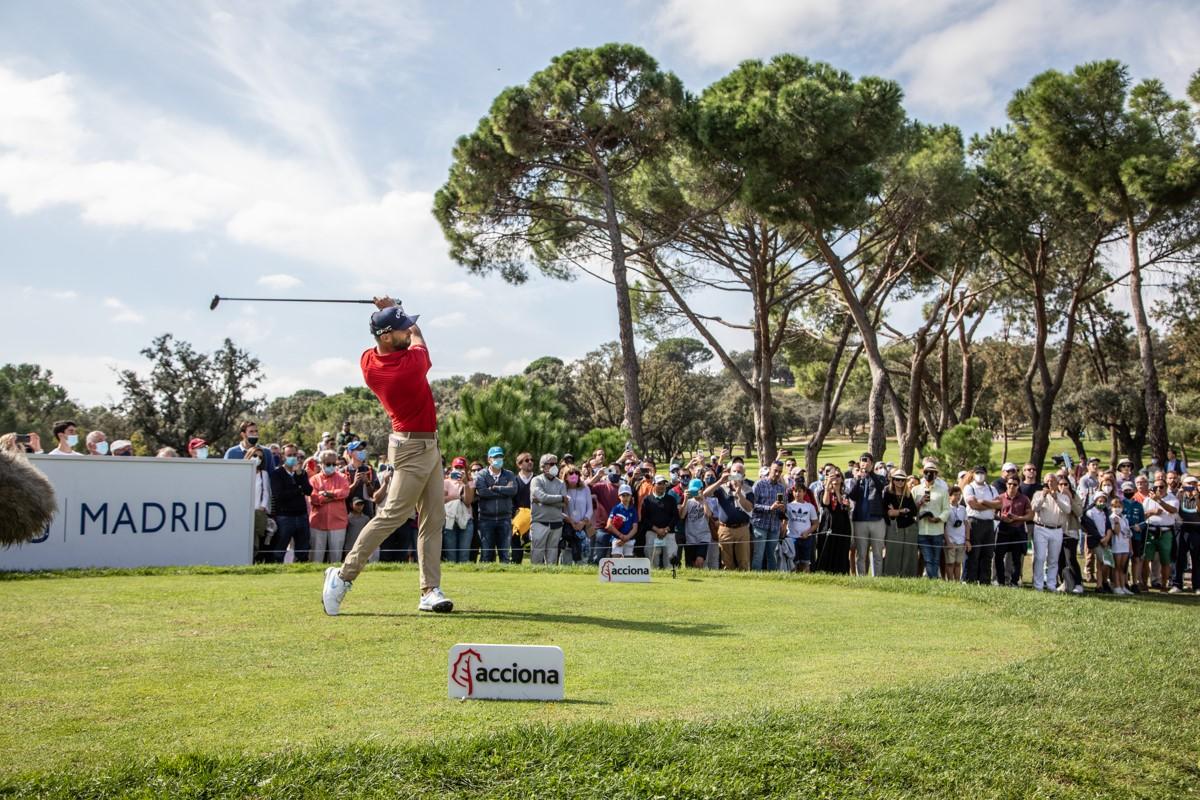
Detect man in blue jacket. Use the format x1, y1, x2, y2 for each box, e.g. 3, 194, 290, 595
475, 445, 518, 563
846, 452, 887, 576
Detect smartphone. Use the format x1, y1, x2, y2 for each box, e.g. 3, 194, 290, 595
16, 434, 31, 444
776, 493, 784, 503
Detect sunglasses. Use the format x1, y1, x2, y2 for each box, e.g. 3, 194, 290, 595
1006, 481, 1019, 486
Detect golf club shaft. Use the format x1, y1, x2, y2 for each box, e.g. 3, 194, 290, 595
216, 296, 374, 305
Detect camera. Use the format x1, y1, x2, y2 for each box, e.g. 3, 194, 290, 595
16, 434, 30, 444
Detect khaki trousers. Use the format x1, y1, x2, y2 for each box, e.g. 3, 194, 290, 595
717, 524, 751, 571
340, 436, 444, 591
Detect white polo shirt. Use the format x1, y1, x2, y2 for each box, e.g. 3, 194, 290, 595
1143, 493, 1178, 528
963, 480, 998, 520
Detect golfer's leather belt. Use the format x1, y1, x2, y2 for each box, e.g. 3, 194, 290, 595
390, 431, 437, 440
1038, 524, 1062, 529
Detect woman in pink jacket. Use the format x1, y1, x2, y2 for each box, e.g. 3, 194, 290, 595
309, 450, 350, 563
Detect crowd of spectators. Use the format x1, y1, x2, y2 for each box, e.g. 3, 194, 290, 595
3, 419, 1198, 594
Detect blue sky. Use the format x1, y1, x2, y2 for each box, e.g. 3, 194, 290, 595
1, 0, 1196, 406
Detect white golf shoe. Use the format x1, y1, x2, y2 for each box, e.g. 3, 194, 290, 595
418, 587, 453, 613
322, 567, 352, 616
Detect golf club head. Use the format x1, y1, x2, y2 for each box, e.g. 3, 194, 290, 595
209, 295, 221, 311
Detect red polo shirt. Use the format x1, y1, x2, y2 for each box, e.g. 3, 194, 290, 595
361, 344, 437, 432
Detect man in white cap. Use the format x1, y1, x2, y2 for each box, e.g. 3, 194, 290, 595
110, 439, 134, 457
964, 464, 1002, 584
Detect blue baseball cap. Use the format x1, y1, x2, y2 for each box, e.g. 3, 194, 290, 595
345, 440, 367, 451
688, 478, 704, 493
487, 446, 504, 458
369, 305, 419, 336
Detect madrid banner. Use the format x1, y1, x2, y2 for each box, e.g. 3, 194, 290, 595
0, 456, 255, 571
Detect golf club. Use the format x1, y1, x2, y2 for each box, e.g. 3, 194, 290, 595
209, 295, 383, 310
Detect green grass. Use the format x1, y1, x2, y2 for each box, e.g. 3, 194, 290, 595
731, 435, 1073, 476
1, 564, 1198, 798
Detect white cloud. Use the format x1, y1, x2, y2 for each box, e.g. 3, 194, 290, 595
310, 357, 358, 379
465, 346, 494, 361
656, 0, 1200, 121
427, 311, 466, 328
655, 0, 977, 68
257, 273, 303, 290
27, 354, 140, 407
102, 297, 145, 324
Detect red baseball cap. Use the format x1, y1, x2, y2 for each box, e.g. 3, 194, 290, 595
189, 437, 207, 451
451, 456, 467, 469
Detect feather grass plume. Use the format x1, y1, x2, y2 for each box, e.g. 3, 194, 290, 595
0, 450, 57, 546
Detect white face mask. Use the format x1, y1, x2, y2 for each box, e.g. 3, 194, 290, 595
250, 456, 261, 468
95, 441, 109, 455
548, 465, 559, 478
195, 447, 209, 460
973, 474, 985, 485
66, 434, 79, 447
730, 472, 745, 483
874, 466, 887, 476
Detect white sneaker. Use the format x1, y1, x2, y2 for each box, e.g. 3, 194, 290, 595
1055, 584, 1067, 593
1115, 587, 1130, 596
1072, 585, 1085, 595
1167, 586, 1181, 594
322, 567, 351, 616
418, 587, 454, 613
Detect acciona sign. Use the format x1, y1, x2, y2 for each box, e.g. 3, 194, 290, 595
598, 557, 651, 583
447, 643, 564, 701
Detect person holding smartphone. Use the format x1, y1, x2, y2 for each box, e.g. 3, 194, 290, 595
750, 460, 789, 571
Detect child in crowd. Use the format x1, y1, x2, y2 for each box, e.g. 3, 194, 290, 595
1081, 492, 1112, 593
344, 498, 369, 560
682, 479, 713, 569
785, 487, 819, 573
943, 485, 966, 581
607, 486, 639, 558
1109, 496, 1132, 595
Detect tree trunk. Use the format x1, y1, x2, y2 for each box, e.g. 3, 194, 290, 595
598, 171, 644, 450
1002, 423, 1010, 463
1065, 428, 1087, 461
1109, 423, 1120, 468
1127, 220, 1168, 467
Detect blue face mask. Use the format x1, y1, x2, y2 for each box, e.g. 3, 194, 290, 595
323, 465, 335, 475
355, 450, 366, 461
285, 456, 298, 468
491, 457, 504, 469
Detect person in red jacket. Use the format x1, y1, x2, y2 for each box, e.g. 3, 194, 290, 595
310, 450, 350, 563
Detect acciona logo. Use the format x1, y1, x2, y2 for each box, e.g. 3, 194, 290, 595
447, 644, 565, 701
598, 557, 652, 583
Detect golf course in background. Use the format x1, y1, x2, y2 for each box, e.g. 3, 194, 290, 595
1, 564, 1197, 798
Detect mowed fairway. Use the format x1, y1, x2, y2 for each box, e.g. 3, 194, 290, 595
1, 565, 1197, 798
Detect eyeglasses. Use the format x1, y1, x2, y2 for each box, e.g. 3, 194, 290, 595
1006, 482, 1019, 486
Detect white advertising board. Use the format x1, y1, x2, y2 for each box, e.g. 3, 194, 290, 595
598, 557, 652, 583
0, 455, 255, 571
448, 643, 565, 701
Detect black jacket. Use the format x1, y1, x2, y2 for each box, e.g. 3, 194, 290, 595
270, 466, 312, 517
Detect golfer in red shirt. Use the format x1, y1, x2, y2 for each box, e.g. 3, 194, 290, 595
322, 296, 453, 614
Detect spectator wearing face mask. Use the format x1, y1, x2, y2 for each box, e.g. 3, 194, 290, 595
442, 456, 475, 564
110, 439, 133, 457
530, 454, 569, 565
846, 452, 888, 577
47, 420, 81, 456
963, 465, 1002, 584
1172, 475, 1200, 593
269, 443, 312, 564
188, 437, 210, 459
642, 475, 682, 568
224, 420, 276, 471
912, 462, 949, 580
85, 430, 108, 456
681, 478, 713, 569
563, 464, 594, 565
309, 451, 350, 563
1119, 481, 1148, 592
701, 466, 753, 570
244, 446, 272, 561
475, 446, 516, 563
342, 441, 378, 517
